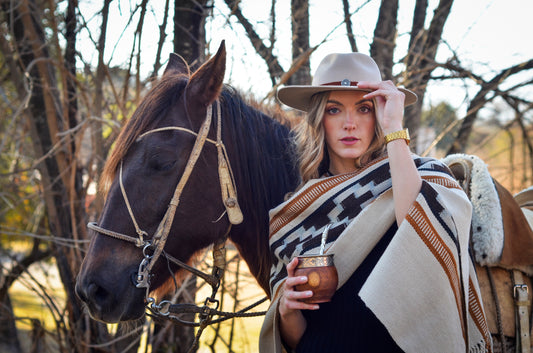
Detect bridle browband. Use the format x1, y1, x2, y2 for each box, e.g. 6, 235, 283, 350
87, 100, 266, 351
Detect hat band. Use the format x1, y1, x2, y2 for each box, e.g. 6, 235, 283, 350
321, 80, 359, 87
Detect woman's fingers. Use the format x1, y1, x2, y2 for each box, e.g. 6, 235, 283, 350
285, 288, 313, 300
285, 274, 306, 287
360, 81, 404, 101
358, 80, 396, 91
358, 80, 405, 132
286, 257, 298, 277
280, 294, 319, 311
280, 284, 319, 313
278, 258, 320, 314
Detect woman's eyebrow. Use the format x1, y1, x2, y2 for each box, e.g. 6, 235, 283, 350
326, 98, 373, 105
354, 98, 373, 105
326, 99, 343, 105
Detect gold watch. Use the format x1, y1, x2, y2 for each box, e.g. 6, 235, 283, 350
385, 128, 410, 145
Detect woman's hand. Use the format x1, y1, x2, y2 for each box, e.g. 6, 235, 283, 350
278, 257, 319, 348
358, 80, 405, 134
279, 257, 319, 316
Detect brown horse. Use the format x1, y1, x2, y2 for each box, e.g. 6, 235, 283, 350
75, 42, 298, 323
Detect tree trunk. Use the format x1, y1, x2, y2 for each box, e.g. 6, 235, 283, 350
404, 0, 453, 149
342, 0, 358, 52
370, 0, 398, 81
93, 0, 112, 188
174, 0, 209, 70
405, 0, 428, 69
288, 0, 311, 85
5, 1, 110, 351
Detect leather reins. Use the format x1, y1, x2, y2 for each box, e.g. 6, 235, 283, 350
87, 100, 266, 349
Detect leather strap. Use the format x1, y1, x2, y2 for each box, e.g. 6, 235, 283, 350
215, 101, 243, 224
513, 270, 531, 353
146, 103, 215, 275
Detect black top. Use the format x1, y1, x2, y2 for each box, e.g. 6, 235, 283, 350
295, 224, 404, 353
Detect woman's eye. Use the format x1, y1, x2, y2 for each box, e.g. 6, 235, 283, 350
359, 105, 373, 113
326, 107, 340, 114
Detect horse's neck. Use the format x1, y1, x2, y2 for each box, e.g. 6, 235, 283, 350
225, 110, 298, 297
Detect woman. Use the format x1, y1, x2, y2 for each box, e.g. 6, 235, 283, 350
259, 53, 491, 352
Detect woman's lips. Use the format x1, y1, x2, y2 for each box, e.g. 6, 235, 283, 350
340, 137, 359, 145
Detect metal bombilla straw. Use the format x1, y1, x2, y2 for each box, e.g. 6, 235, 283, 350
319, 224, 332, 255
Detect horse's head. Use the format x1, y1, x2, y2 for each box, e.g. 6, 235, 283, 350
76, 43, 235, 323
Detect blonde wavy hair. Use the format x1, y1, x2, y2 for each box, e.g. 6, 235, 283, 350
293, 92, 387, 184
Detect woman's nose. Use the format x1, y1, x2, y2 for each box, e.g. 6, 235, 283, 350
343, 113, 357, 130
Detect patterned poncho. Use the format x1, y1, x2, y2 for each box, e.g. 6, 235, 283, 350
259, 156, 492, 353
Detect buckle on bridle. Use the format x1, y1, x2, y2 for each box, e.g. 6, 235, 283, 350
136, 243, 154, 288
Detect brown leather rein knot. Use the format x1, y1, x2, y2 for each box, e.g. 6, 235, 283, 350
87, 101, 267, 349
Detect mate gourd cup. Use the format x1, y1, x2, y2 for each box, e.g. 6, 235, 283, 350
294, 254, 338, 303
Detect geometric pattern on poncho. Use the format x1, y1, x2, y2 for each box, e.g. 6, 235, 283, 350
268, 156, 452, 290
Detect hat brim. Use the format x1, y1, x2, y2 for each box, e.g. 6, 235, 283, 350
277, 85, 417, 112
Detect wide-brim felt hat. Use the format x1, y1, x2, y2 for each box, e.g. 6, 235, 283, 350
277, 52, 417, 112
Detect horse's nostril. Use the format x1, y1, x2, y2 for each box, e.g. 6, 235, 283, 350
76, 280, 112, 309
92, 283, 110, 304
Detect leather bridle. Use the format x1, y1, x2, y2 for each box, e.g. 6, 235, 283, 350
87, 100, 265, 350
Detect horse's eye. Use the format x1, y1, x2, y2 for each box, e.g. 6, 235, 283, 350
150, 159, 176, 172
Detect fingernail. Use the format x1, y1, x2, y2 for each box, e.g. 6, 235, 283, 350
300, 276, 307, 281
306, 291, 313, 296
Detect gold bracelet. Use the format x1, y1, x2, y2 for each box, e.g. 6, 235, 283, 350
384, 128, 410, 145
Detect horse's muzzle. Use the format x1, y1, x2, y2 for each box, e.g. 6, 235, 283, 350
75, 270, 146, 323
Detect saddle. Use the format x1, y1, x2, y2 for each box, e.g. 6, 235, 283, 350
443, 154, 533, 352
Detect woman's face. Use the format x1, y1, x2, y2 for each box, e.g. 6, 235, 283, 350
323, 90, 376, 174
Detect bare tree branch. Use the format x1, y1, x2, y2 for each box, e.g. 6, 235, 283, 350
150, 0, 171, 79
448, 58, 533, 154
223, 0, 284, 84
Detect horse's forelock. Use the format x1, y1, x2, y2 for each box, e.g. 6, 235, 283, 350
99, 74, 189, 196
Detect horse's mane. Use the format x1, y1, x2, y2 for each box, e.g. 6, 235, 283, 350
218, 87, 299, 286
99, 74, 189, 195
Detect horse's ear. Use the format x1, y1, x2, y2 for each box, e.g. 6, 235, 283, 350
187, 40, 226, 107
164, 53, 190, 76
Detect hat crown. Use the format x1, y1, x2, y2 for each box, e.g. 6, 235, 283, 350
312, 53, 382, 86
276, 52, 417, 112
